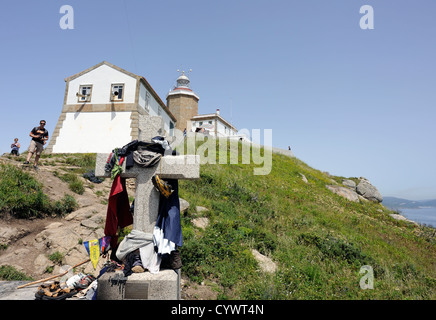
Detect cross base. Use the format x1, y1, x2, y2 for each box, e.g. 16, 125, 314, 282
97, 269, 180, 300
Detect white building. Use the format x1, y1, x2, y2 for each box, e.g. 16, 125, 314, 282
166, 72, 246, 140
191, 109, 238, 138
47, 61, 177, 153
47, 62, 247, 153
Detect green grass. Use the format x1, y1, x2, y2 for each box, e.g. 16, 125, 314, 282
0, 164, 52, 218
55, 171, 85, 194
48, 251, 64, 265
2, 147, 435, 299
0, 164, 78, 218
177, 138, 436, 299
0, 265, 33, 281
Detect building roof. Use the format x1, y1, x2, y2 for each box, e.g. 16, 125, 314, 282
139, 76, 177, 122
167, 88, 200, 100
64, 61, 177, 123
191, 113, 237, 131
64, 61, 140, 82
166, 70, 200, 100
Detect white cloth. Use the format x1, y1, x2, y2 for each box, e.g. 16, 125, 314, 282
116, 229, 161, 274
153, 226, 176, 255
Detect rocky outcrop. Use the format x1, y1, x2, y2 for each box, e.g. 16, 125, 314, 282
356, 178, 383, 203
342, 179, 356, 190
0, 227, 30, 246
326, 177, 383, 203
326, 185, 359, 202
389, 214, 419, 226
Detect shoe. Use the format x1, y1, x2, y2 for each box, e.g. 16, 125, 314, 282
160, 250, 182, 270
23, 161, 29, 165
152, 175, 173, 198
41, 288, 77, 300
75, 274, 96, 290
35, 281, 77, 300
131, 265, 145, 273
170, 250, 182, 269
33, 165, 38, 170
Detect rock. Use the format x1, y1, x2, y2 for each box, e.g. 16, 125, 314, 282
13, 248, 30, 256
0, 227, 30, 245
389, 214, 419, 226
65, 204, 105, 221
75, 196, 96, 208
358, 195, 369, 202
356, 180, 383, 203
45, 222, 64, 229
65, 207, 95, 221
195, 206, 209, 213
179, 198, 190, 213
0, 280, 40, 300
35, 227, 81, 253
192, 217, 209, 230
342, 179, 356, 190
81, 219, 99, 229
329, 179, 338, 185
326, 185, 359, 202
34, 254, 52, 274
251, 249, 277, 273
299, 173, 308, 184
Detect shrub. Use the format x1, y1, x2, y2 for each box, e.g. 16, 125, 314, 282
69, 179, 85, 194
0, 164, 51, 218
49, 251, 64, 265
63, 153, 96, 172
0, 265, 33, 281
297, 232, 384, 276
0, 164, 80, 218
58, 172, 85, 195
181, 219, 257, 285
50, 194, 78, 216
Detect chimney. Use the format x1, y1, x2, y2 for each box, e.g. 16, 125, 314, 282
216, 108, 220, 115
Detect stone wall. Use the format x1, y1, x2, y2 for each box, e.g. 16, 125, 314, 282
167, 94, 198, 132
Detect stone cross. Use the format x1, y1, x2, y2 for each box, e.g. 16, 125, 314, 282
95, 115, 200, 234
94, 115, 198, 300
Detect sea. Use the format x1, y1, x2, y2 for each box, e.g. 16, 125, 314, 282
400, 207, 436, 228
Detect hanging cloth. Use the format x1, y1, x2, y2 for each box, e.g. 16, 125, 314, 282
153, 179, 183, 254
104, 172, 133, 249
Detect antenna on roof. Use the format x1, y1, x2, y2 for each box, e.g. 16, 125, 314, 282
177, 68, 192, 76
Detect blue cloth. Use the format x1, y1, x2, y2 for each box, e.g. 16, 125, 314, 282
155, 179, 183, 248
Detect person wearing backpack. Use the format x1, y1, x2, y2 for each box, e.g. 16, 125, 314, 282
24, 120, 49, 169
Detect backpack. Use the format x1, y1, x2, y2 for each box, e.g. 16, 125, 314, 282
133, 148, 161, 168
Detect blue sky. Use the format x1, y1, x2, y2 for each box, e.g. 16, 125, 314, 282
0, 0, 435, 200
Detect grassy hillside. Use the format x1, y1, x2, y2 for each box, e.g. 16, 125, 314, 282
1, 142, 435, 299
177, 140, 436, 299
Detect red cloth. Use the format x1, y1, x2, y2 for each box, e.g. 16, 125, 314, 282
104, 174, 133, 249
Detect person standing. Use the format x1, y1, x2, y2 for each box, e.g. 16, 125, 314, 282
24, 120, 49, 169
10, 138, 20, 156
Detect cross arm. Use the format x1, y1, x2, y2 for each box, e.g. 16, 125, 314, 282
95, 153, 200, 180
